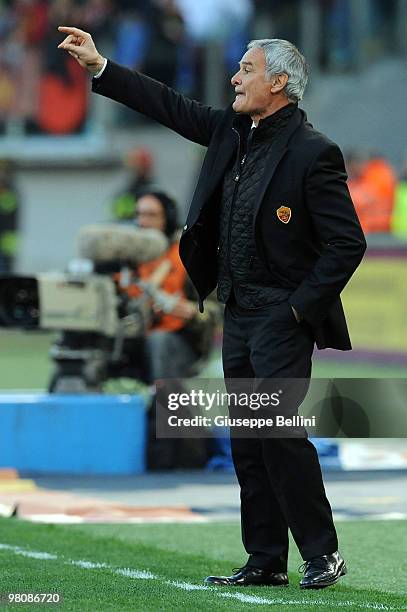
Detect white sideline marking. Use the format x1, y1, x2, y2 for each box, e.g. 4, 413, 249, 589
116, 568, 156, 580
29, 514, 85, 524
20, 550, 58, 560
20, 511, 407, 526
218, 592, 400, 610
166, 580, 209, 591
71, 560, 110, 570
0, 542, 405, 610
70, 559, 156, 580
0, 543, 57, 560
219, 592, 279, 605
25, 514, 208, 525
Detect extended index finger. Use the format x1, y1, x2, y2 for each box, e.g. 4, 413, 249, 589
58, 26, 89, 37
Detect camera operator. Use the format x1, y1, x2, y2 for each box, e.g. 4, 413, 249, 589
131, 190, 215, 380
117, 190, 219, 469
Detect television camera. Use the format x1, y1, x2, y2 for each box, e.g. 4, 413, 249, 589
0, 224, 174, 392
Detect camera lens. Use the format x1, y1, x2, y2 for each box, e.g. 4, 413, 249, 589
0, 277, 39, 328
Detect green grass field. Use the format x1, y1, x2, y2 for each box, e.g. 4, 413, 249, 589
0, 518, 406, 611
1, 330, 406, 390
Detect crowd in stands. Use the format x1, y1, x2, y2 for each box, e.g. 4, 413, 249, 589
1, 1, 406, 245
0, 0, 403, 134
0, 0, 109, 133
0, 0, 253, 134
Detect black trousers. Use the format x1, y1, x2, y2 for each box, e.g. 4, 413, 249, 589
222, 295, 338, 572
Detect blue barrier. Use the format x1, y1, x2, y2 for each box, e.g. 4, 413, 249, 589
205, 429, 342, 472
0, 394, 147, 475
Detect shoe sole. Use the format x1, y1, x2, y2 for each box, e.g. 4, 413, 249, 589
300, 563, 347, 590
206, 580, 289, 588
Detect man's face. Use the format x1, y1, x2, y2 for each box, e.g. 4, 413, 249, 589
231, 47, 273, 116
135, 195, 166, 233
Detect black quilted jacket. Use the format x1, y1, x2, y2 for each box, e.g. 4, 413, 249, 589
92, 60, 367, 350
217, 104, 296, 308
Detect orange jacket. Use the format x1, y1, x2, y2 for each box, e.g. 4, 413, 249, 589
348, 178, 380, 234
120, 241, 188, 332
349, 158, 397, 234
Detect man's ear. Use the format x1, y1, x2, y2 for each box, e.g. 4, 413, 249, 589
270, 73, 289, 94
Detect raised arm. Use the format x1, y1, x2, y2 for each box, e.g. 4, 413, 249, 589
58, 26, 223, 147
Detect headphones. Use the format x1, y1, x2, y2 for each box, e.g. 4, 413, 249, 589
137, 190, 179, 238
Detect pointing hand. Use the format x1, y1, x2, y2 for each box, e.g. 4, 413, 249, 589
57, 26, 105, 75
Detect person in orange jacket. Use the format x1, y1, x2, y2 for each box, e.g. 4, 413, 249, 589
347, 150, 396, 234
126, 190, 219, 470
362, 154, 397, 233
130, 191, 196, 332
125, 190, 218, 381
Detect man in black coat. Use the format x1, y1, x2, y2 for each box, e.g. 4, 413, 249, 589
58, 28, 366, 589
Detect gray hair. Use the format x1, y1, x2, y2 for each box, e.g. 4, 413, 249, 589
247, 39, 309, 102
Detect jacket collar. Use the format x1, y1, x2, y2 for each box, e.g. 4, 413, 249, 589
184, 107, 307, 229
232, 103, 300, 138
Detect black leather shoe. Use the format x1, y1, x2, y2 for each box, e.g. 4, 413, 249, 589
205, 566, 288, 587
299, 551, 347, 589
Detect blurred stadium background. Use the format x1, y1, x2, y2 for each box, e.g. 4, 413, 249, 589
0, 1, 406, 609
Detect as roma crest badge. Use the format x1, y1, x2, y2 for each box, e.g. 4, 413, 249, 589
276, 205, 291, 224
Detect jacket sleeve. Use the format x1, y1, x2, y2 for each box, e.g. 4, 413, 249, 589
289, 143, 367, 326
92, 59, 224, 147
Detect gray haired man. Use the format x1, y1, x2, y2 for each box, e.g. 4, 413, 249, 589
58, 27, 366, 589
